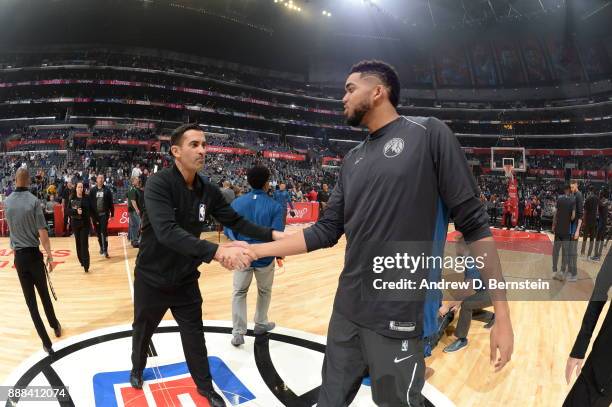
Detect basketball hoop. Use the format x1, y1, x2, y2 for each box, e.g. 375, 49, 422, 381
503, 164, 514, 181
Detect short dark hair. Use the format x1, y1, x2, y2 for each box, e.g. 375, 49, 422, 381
247, 165, 270, 190
170, 123, 203, 156
349, 60, 401, 107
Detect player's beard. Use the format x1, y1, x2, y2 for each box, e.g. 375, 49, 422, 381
345, 99, 371, 127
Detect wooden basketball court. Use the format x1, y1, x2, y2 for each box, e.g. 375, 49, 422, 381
0, 224, 608, 406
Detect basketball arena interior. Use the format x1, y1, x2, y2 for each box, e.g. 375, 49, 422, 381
0, 0, 611, 406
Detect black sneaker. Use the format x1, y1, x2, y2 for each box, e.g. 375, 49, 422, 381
54, 323, 62, 338
129, 370, 143, 389
197, 388, 226, 406
43, 345, 55, 356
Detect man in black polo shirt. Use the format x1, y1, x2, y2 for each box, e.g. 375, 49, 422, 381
553, 185, 576, 281
248, 60, 514, 406
130, 123, 286, 406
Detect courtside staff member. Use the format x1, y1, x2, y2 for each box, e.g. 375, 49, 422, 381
130, 123, 284, 407
5, 168, 61, 355
249, 60, 514, 406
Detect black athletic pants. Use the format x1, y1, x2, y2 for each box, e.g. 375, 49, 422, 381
73, 226, 90, 269
594, 226, 607, 258
131, 276, 214, 391
14, 248, 59, 349
581, 223, 598, 257
94, 214, 109, 254
318, 311, 425, 407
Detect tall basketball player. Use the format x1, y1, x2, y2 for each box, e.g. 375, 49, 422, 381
244, 60, 514, 406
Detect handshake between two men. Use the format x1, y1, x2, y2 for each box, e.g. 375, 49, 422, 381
213, 230, 299, 270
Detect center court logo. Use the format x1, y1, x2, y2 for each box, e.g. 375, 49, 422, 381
383, 138, 404, 158
2, 322, 455, 406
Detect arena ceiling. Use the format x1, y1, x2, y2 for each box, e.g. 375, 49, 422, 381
0, 0, 610, 74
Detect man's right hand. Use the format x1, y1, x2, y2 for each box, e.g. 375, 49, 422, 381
214, 244, 257, 270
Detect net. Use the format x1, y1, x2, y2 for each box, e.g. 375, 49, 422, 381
503, 164, 514, 181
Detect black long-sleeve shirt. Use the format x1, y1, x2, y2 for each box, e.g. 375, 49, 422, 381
67, 195, 92, 230
569, 249, 611, 391
302, 116, 491, 338
135, 165, 273, 288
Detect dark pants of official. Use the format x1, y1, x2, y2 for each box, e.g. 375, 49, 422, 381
553, 234, 571, 273
564, 361, 612, 407
73, 226, 90, 269
581, 223, 598, 257
131, 277, 214, 391
454, 290, 493, 339
318, 311, 425, 407
594, 226, 607, 258
94, 214, 109, 254
14, 248, 59, 349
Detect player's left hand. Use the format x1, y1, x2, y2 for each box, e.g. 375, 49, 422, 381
490, 315, 514, 372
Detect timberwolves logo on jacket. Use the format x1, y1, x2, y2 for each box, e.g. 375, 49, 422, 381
384, 138, 405, 158
2, 321, 454, 406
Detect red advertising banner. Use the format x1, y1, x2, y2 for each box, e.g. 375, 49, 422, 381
322, 156, 343, 165
462, 147, 491, 154
286, 202, 319, 224
205, 146, 255, 155
263, 151, 306, 161
7, 139, 66, 150
86, 139, 160, 151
